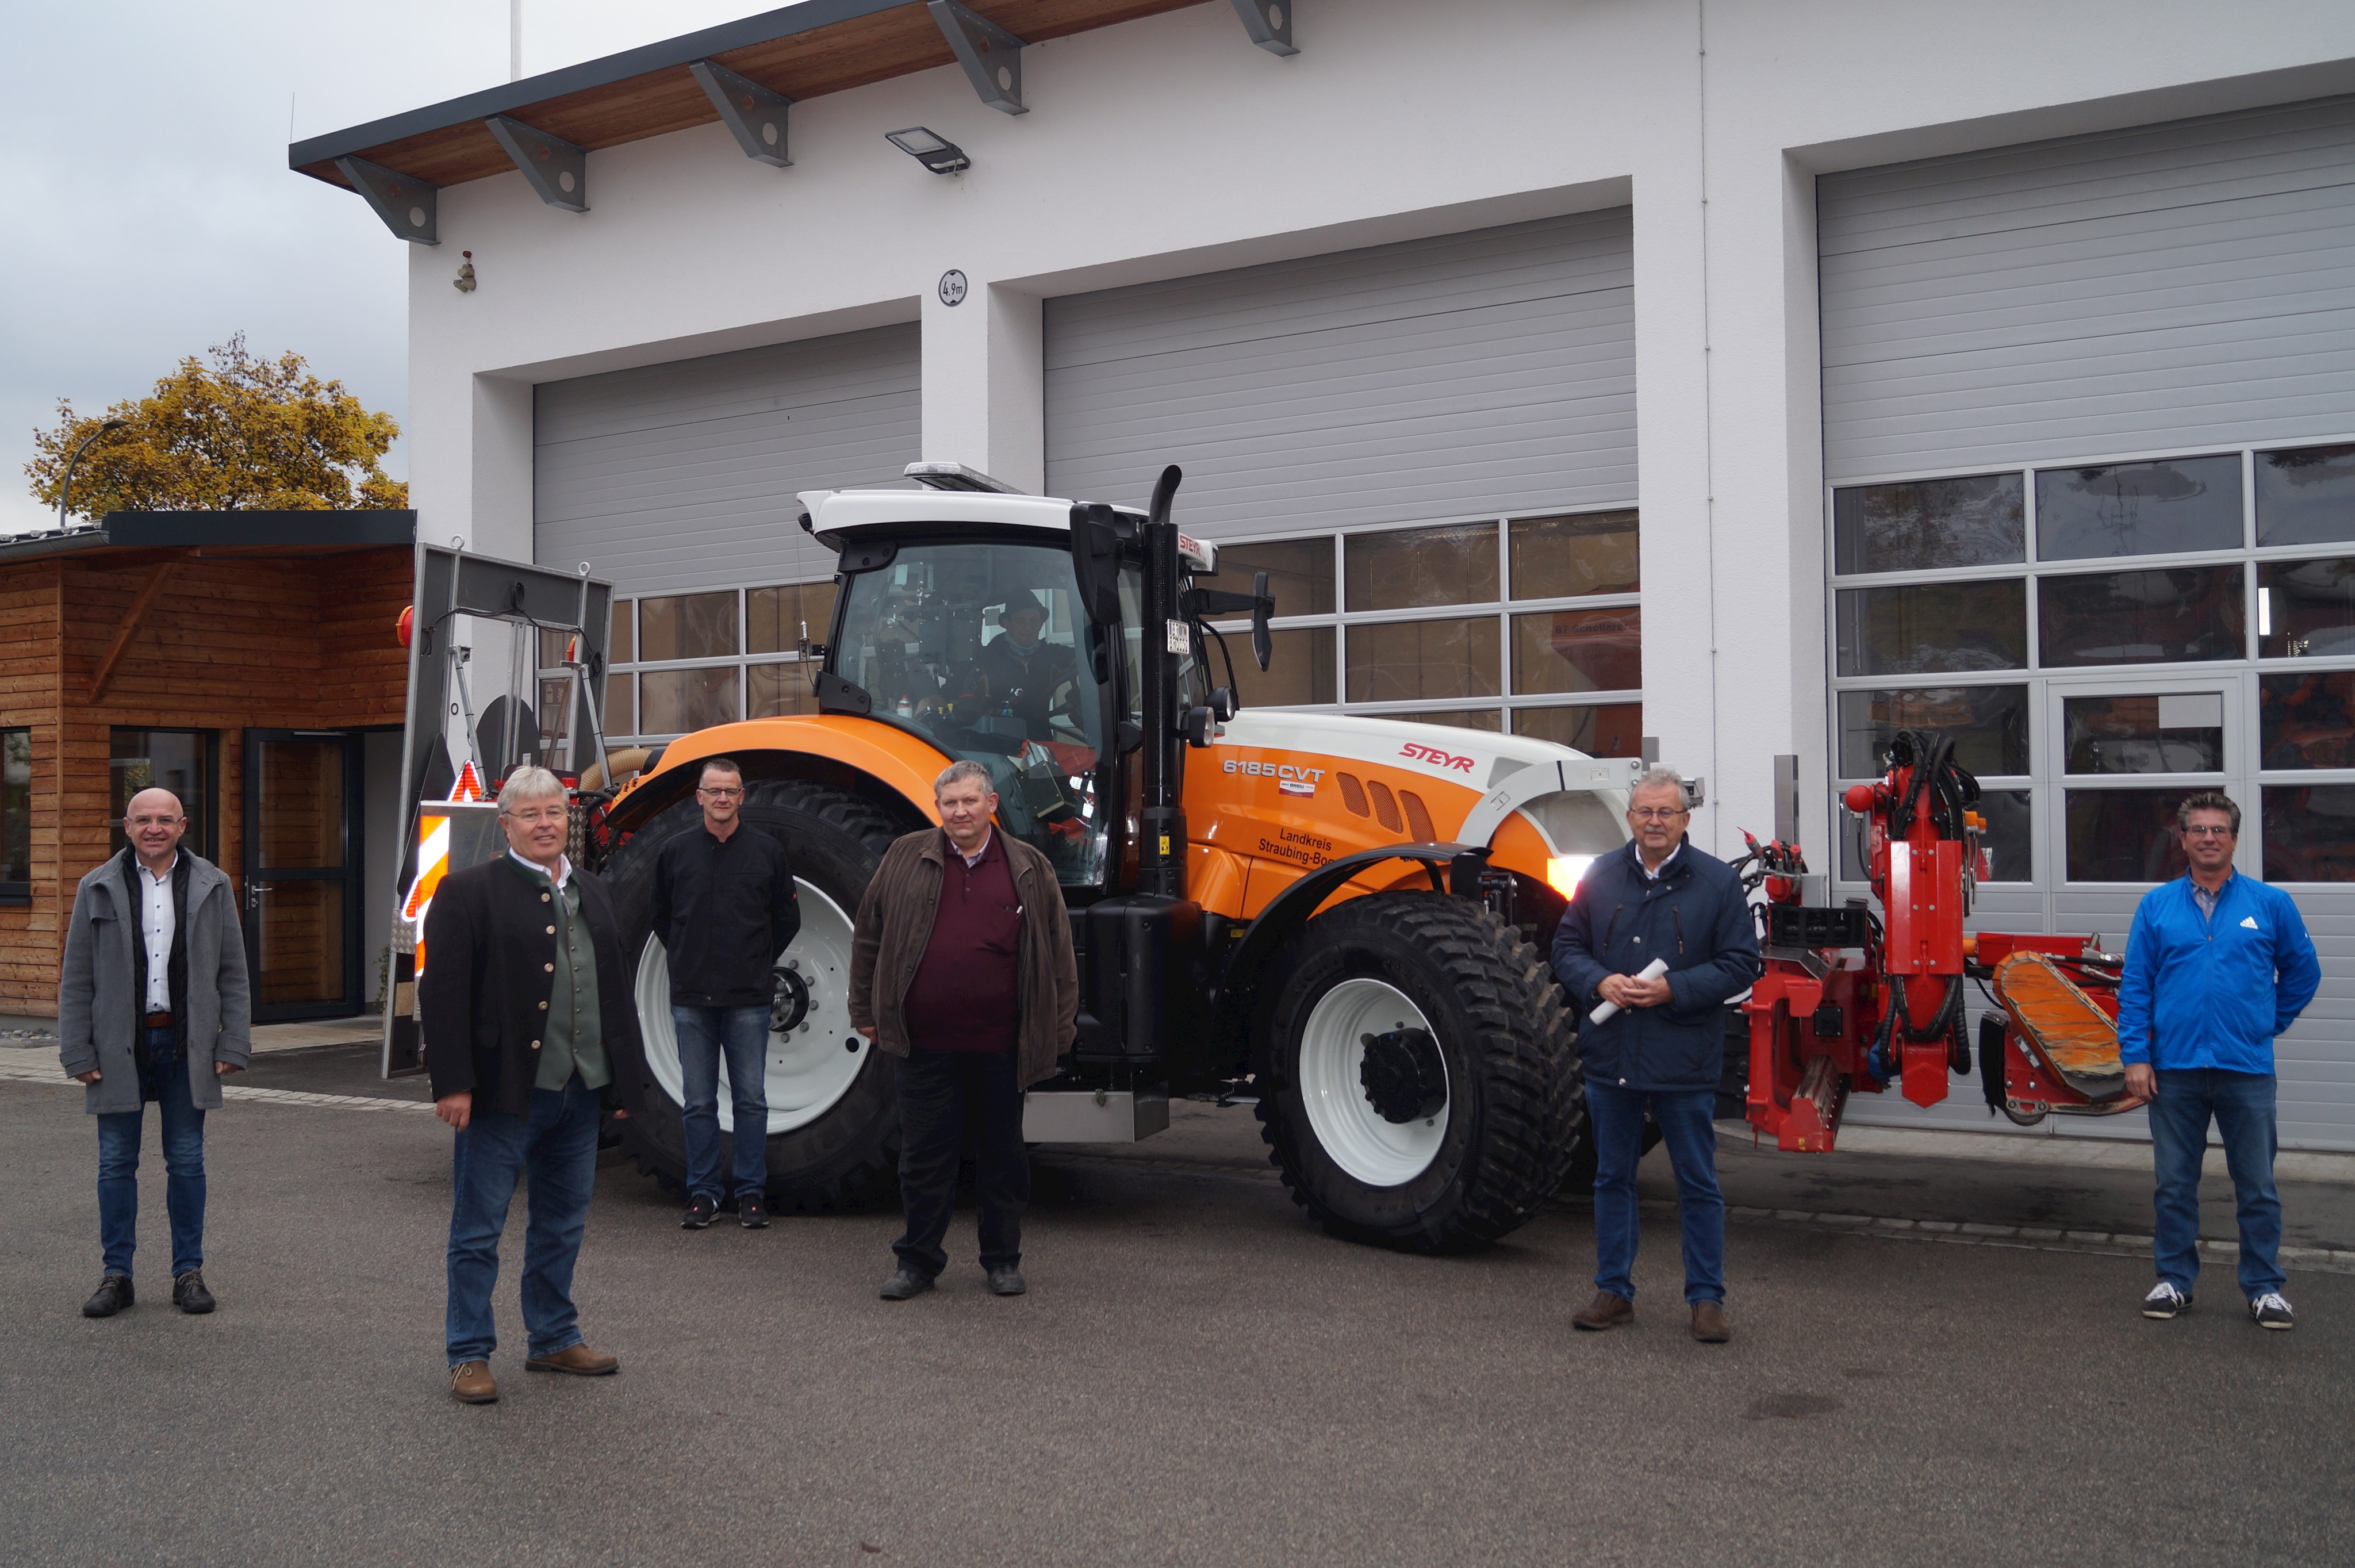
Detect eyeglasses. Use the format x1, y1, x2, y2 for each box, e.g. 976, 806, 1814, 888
697, 787, 743, 799
2181, 825, 2235, 839
505, 807, 569, 825
1629, 807, 1689, 822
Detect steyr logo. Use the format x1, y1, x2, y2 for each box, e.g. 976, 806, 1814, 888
1400, 743, 1474, 773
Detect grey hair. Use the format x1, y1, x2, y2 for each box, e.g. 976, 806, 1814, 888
497, 765, 567, 812
2176, 790, 2241, 836
1631, 765, 1686, 802
934, 759, 995, 799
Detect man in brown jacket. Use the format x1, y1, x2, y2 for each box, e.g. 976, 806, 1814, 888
850, 759, 1077, 1300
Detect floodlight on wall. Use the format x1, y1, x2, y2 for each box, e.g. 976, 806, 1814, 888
886, 126, 970, 173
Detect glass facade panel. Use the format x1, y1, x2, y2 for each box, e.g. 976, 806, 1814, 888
1834, 580, 2027, 677
1345, 617, 1501, 703
1512, 703, 1643, 758
2065, 788, 2193, 882
1837, 686, 2028, 778
2256, 556, 2355, 659
638, 592, 739, 661
1511, 607, 1640, 694
2263, 784, 2355, 882
2260, 670, 2355, 769
1840, 787, 2031, 881
109, 729, 211, 860
1345, 523, 1498, 611
2035, 455, 2242, 560
2061, 693, 2224, 775
1832, 473, 2024, 575
1213, 538, 1336, 617
1227, 627, 1334, 708
1390, 708, 1502, 731
2036, 566, 2243, 667
605, 675, 633, 740
1, 729, 28, 890
2256, 443, 2355, 548
609, 601, 634, 664
748, 662, 819, 719
1509, 511, 1639, 599
639, 668, 742, 735
748, 582, 837, 655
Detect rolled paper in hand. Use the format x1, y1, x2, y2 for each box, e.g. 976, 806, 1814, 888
1588, 957, 1670, 1025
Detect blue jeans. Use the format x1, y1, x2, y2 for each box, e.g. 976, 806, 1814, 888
445, 1073, 602, 1366
673, 1004, 771, 1202
95, 1025, 206, 1279
1587, 1083, 1724, 1305
2148, 1067, 2283, 1299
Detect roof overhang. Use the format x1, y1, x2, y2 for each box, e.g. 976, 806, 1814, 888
0, 511, 417, 566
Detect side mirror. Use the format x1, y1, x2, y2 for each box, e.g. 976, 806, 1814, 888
1250, 569, 1272, 673
1068, 503, 1123, 626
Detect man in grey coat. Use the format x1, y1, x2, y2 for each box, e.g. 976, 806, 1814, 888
58, 787, 252, 1318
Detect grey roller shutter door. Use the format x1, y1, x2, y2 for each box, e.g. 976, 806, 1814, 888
1045, 211, 1635, 535
534, 322, 920, 597
1820, 95, 2355, 482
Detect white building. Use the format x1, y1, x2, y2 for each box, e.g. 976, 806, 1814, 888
296, 0, 2355, 1147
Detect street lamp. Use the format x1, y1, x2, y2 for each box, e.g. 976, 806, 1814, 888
56, 417, 128, 531
885, 126, 969, 173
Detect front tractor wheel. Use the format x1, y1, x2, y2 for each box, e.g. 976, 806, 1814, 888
1255, 893, 1583, 1252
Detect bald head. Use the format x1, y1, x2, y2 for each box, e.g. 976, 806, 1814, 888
124, 787, 187, 872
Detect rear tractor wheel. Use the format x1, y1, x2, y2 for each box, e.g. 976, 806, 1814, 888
1255, 892, 1583, 1252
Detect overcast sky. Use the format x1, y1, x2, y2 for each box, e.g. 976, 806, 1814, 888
0, 0, 761, 534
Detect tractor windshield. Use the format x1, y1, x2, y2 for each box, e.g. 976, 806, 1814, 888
835, 539, 1114, 886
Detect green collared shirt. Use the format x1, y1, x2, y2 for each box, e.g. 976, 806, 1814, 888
505, 852, 611, 1092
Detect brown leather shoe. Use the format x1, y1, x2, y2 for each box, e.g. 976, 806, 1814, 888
450, 1361, 498, 1404
1571, 1291, 1634, 1331
525, 1343, 620, 1377
1690, 1301, 1731, 1343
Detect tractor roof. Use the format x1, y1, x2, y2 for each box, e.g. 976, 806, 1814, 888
799, 481, 1218, 571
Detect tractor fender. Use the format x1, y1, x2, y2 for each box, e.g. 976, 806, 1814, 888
604, 716, 949, 835
1214, 842, 1491, 1060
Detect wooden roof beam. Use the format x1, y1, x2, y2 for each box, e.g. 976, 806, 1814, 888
88, 558, 183, 705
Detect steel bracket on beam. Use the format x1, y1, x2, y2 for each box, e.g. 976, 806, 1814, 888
484, 114, 588, 211
1229, 0, 1298, 55
927, 0, 1027, 116
335, 156, 440, 245
689, 59, 793, 167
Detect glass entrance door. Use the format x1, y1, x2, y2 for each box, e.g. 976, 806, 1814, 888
243, 730, 364, 1021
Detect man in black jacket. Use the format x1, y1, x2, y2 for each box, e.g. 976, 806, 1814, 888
423, 766, 643, 1405
1552, 766, 1759, 1344
651, 757, 799, 1230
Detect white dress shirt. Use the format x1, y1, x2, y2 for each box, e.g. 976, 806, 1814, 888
508, 848, 573, 888
137, 853, 178, 1012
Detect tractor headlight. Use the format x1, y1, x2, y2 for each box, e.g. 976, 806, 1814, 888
1546, 854, 1596, 898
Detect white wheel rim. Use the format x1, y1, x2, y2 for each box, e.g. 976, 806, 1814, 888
1297, 977, 1448, 1188
635, 878, 866, 1137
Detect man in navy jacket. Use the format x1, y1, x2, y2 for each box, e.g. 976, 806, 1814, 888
1552, 766, 1759, 1343
2117, 792, 2318, 1331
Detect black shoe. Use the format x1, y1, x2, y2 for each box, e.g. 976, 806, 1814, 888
2250, 1291, 2295, 1331
172, 1270, 216, 1314
738, 1193, 769, 1229
82, 1274, 133, 1318
682, 1195, 719, 1230
2142, 1281, 2192, 1320
879, 1267, 935, 1301
987, 1266, 1026, 1297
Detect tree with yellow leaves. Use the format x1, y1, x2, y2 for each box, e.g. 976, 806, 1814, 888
24, 335, 408, 523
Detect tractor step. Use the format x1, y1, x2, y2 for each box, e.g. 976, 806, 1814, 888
1022, 1088, 1171, 1144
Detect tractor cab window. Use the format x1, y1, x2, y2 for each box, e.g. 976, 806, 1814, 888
837, 539, 1111, 885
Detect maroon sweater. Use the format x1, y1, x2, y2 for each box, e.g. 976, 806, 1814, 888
902, 829, 1023, 1053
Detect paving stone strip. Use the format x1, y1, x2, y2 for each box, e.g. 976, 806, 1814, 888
0, 1059, 432, 1114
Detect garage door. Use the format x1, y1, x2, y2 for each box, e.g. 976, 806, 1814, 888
1044, 210, 1635, 535
534, 321, 920, 598
1819, 97, 2355, 1149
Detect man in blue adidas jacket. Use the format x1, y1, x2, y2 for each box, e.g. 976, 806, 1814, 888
2116, 792, 2319, 1331
1551, 766, 1759, 1344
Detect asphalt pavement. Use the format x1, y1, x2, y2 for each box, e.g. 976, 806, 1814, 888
3, 1048, 2351, 1566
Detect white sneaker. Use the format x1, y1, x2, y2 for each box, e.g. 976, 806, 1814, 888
2142, 1281, 2191, 1319
2249, 1292, 2295, 1331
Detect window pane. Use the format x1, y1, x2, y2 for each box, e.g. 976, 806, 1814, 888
605, 674, 634, 739
256, 880, 344, 1007
1345, 523, 1498, 611
748, 662, 818, 719
2034, 455, 2242, 561
1, 729, 29, 885
2260, 671, 2355, 769
1213, 538, 1334, 617
1390, 709, 1502, 731
538, 678, 573, 769
538, 628, 570, 670
2037, 566, 2243, 667
1510, 511, 1639, 599
1840, 787, 2030, 881
748, 581, 838, 656
1834, 581, 2027, 677
1836, 686, 2028, 777
1346, 616, 1501, 703
2065, 788, 2192, 881
2264, 784, 2355, 881
638, 592, 739, 661
109, 729, 208, 861
2062, 693, 2224, 775
609, 601, 634, 664
1513, 703, 1643, 758
1512, 607, 1640, 695
2257, 556, 2355, 659
1832, 474, 2024, 575
2256, 443, 2355, 548
639, 668, 741, 734
1227, 627, 1334, 708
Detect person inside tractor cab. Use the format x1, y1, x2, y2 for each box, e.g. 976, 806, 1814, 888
977, 591, 1079, 745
